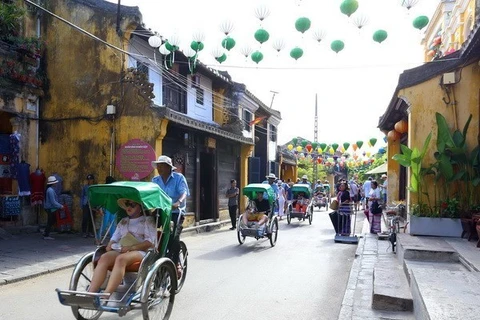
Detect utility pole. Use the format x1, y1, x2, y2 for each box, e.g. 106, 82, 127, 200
313, 93, 318, 182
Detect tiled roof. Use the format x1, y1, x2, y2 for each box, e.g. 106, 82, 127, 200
75, 0, 141, 16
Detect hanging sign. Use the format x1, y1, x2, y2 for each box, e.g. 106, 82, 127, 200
115, 139, 156, 181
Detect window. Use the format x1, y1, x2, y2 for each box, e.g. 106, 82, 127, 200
195, 86, 204, 105
269, 124, 277, 142
243, 109, 252, 132
137, 61, 149, 78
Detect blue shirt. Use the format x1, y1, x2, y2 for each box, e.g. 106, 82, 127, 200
262, 180, 278, 199
44, 187, 63, 210
152, 172, 190, 214
81, 184, 89, 206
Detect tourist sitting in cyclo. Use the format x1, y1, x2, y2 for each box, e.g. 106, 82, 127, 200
293, 191, 310, 213
242, 190, 270, 229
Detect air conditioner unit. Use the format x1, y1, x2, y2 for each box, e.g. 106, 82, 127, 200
443, 72, 456, 85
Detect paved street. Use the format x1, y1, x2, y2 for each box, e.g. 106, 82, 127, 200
0, 209, 361, 320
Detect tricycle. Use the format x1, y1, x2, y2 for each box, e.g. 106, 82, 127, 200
287, 184, 314, 225
56, 181, 187, 320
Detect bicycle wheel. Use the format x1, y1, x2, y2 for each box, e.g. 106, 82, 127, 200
175, 241, 188, 293
69, 253, 102, 320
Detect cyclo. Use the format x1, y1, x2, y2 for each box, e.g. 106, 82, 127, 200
56, 181, 188, 320
287, 184, 314, 225
236, 183, 279, 247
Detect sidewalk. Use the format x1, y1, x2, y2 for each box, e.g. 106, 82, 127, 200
339, 213, 480, 320
0, 219, 232, 286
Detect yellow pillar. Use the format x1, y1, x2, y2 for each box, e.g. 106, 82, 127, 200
240, 144, 254, 212
155, 119, 169, 156
387, 137, 401, 204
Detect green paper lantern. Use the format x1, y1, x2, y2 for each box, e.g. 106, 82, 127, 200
356, 141, 363, 149
343, 142, 350, 150
290, 47, 304, 60
301, 140, 308, 148
373, 30, 388, 43
165, 41, 174, 51
312, 142, 318, 149
190, 41, 204, 52
292, 138, 298, 146
369, 138, 377, 147
216, 53, 227, 64
331, 40, 345, 53
295, 17, 311, 34
221, 37, 236, 51
340, 0, 359, 17
251, 51, 264, 64
332, 143, 339, 151
413, 15, 429, 31
254, 28, 270, 44
319, 143, 327, 151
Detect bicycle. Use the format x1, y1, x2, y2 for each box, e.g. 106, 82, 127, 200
385, 202, 406, 253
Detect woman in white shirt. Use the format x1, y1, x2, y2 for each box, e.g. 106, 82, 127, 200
88, 198, 156, 297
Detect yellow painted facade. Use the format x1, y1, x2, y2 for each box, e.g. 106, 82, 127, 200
388, 60, 480, 206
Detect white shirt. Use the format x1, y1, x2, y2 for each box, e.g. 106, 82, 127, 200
111, 215, 157, 245
363, 180, 372, 197
368, 188, 381, 200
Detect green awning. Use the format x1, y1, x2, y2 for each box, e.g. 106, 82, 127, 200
242, 183, 275, 205
366, 163, 387, 175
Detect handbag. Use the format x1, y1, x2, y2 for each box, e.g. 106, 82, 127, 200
371, 201, 382, 214
330, 199, 339, 210
119, 232, 142, 247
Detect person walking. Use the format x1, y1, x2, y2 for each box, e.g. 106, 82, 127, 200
43, 175, 64, 240
380, 174, 388, 204
226, 179, 239, 230
276, 179, 286, 220
363, 177, 373, 209
369, 180, 383, 234
81, 174, 95, 238
152, 155, 190, 279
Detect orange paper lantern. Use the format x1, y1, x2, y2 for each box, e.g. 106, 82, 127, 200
394, 119, 408, 134
388, 130, 401, 142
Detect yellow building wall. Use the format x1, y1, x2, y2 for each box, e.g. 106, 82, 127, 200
213, 88, 226, 125
239, 144, 254, 212
386, 138, 401, 204
396, 60, 480, 207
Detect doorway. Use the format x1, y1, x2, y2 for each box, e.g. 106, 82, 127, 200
199, 152, 215, 221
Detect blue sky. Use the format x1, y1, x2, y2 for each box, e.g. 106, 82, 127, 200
107, 0, 439, 150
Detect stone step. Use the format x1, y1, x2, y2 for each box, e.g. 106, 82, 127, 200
397, 233, 459, 263
402, 259, 468, 284
410, 268, 480, 320
372, 259, 413, 312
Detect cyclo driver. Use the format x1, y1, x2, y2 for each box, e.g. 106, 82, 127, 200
242, 191, 270, 229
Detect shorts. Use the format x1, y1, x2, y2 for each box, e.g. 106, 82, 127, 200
247, 213, 266, 221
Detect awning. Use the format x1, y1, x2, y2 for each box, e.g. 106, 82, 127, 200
366, 163, 387, 175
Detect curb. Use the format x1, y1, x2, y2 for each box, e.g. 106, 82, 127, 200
0, 219, 233, 287
338, 218, 367, 320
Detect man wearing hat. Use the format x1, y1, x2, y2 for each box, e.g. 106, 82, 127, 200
43, 175, 64, 240
299, 175, 310, 186
380, 174, 388, 204
262, 173, 279, 199
81, 174, 95, 238
152, 155, 190, 278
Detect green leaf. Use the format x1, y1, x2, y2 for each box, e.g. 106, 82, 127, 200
392, 154, 411, 167
420, 132, 432, 159
438, 153, 454, 180
400, 144, 412, 158
452, 130, 464, 147
472, 177, 480, 187
435, 113, 455, 150
461, 114, 472, 145
451, 171, 464, 182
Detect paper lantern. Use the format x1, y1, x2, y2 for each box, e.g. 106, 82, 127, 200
352, 143, 358, 151
295, 17, 311, 34
413, 16, 429, 31
369, 138, 377, 147
290, 47, 304, 60
216, 53, 227, 64
296, 146, 303, 152
343, 142, 350, 151
341, 147, 345, 153
301, 140, 308, 148
329, 147, 334, 154
356, 141, 363, 149
292, 138, 298, 145
306, 144, 313, 153
331, 143, 339, 151
312, 142, 318, 149
388, 130, 401, 142
251, 51, 264, 64
221, 37, 236, 51
373, 30, 388, 44
331, 40, 345, 53
254, 29, 270, 44
191, 41, 204, 52
394, 119, 408, 134
287, 144, 294, 151
148, 36, 162, 48
340, 0, 359, 17
317, 157, 323, 164
319, 143, 327, 151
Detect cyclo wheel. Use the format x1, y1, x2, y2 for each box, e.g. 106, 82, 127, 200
237, 214, 246, 245
141, 258, 176, 320
69, 253, 102, 320
287, 207, 291, 225
309, 207, 313, 225
269, 217, 278, 247
175, 241, 188, 294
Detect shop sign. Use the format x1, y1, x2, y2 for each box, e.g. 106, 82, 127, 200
115, 139, 156, 181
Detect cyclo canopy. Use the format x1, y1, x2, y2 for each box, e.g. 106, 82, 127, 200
291, 184, 312, 198
88, 181, 172, 255
242, 183, 275, 207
